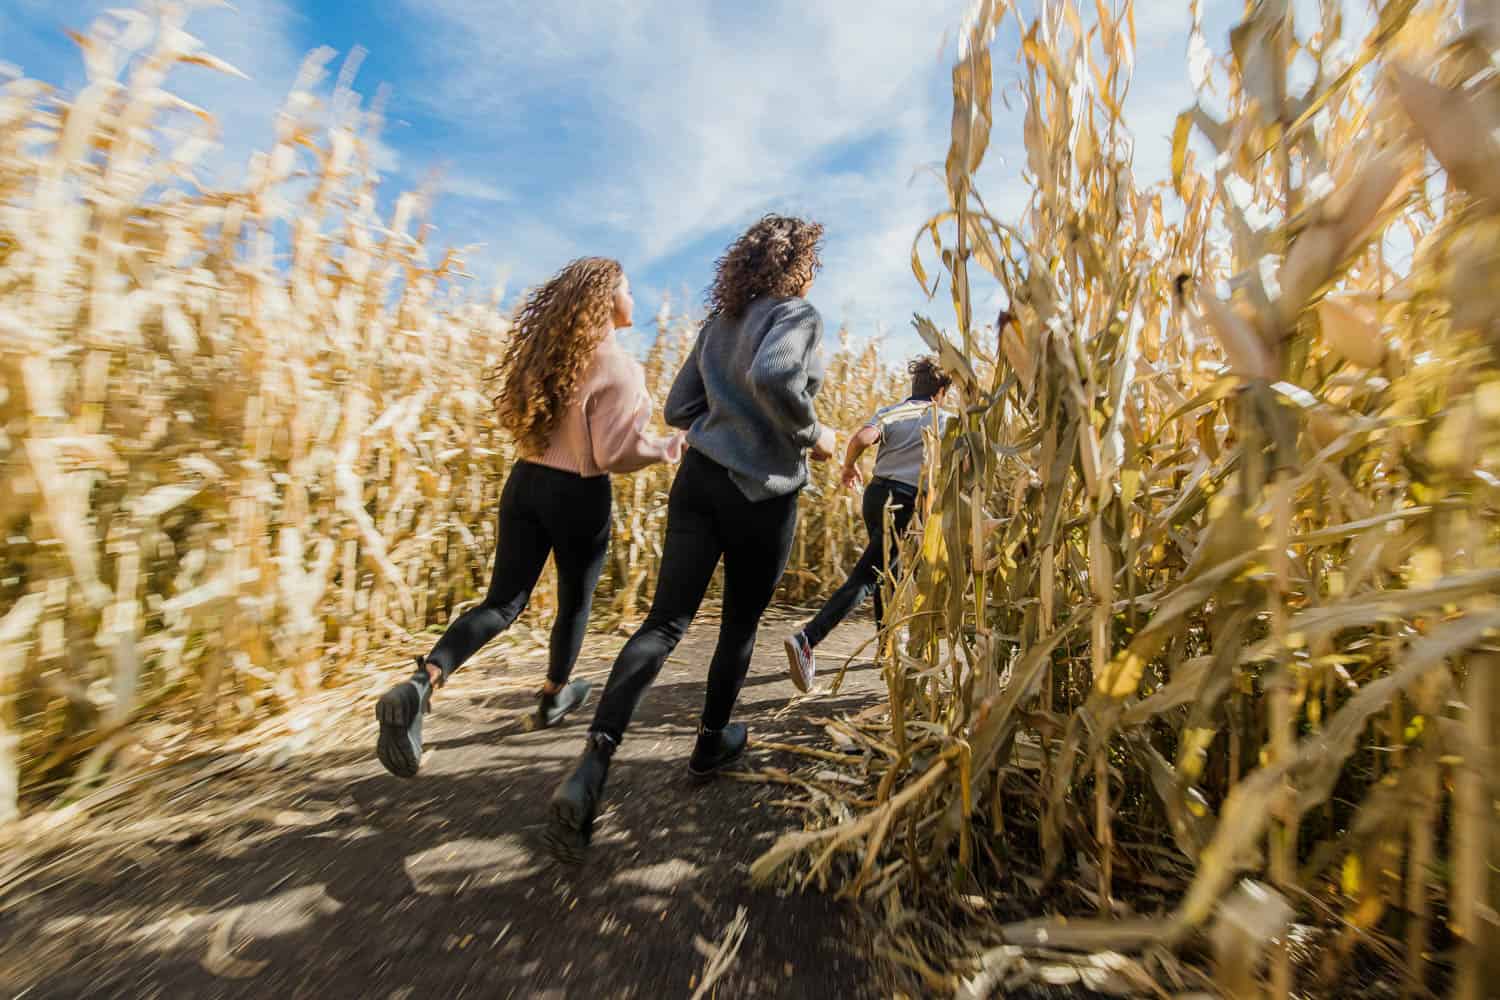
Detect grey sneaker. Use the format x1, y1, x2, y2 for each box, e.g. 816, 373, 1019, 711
784, 632, 816, 692
376, 659, 432, 778
536, 679, 593, 728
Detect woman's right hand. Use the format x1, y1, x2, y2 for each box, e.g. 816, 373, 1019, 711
810, 425, 837, 462
666, 430, 688, 462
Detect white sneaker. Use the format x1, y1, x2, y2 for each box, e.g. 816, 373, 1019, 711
784, 632, 816, 692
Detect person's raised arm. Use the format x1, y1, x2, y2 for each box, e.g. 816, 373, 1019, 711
747, 301, 824, 449
663, 331, 709, 431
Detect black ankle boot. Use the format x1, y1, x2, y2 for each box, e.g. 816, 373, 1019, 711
687, 722, 747, 781
545, 731, 616, 863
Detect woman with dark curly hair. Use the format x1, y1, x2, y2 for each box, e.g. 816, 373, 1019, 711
783, 356, 953, 691
374, 257, 684, 779
546, 214, 836, 860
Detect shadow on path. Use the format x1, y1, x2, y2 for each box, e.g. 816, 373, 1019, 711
1, 610, 888, 999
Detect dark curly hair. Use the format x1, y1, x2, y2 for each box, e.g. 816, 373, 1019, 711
705, 214, 824, 319
908, 356, 952, 399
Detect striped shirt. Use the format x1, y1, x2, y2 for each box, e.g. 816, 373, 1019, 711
867, 398, 951, 488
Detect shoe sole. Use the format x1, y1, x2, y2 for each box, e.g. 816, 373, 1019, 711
375, 682, 422, 778
687, 744, 747, 784
536, 681, 593, 730
544, 798, 590, 865
783, 637, 811, 694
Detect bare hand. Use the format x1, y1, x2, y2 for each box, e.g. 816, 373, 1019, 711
811, 426, 837, 462
840, 464, 863, 490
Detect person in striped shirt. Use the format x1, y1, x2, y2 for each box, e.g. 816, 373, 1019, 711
784, 356, 953, 690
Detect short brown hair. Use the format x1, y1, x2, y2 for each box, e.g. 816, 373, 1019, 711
908, 356, 952, 398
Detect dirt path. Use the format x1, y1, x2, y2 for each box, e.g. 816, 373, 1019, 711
1, 608, 889, 999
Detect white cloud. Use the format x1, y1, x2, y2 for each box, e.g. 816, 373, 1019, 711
372, 137, 402, 175
627, 2, 965, 263
398, 0, 968, 334
451, 217, 585, 304
372, 0, 1379, 350
158, 0, 311, 178
439, 175, 512, 203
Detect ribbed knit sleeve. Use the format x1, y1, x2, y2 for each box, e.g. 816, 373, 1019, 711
664, 330, 709, 430
747, 301, 823, 448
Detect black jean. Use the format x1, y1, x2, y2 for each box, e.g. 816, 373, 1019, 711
802, 477, 917, 648
425, 460, 612, 686
589, 449, 799, 743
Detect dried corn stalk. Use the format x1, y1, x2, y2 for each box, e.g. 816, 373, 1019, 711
0, 5, 903, 818
755, 1, 1500, 996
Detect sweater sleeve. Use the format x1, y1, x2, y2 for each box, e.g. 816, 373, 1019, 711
663, 330, 709, 430
747, 301, 823, 448
587, 353, 684, 475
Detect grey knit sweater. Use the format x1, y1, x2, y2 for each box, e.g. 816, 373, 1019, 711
664, 295, 825, 501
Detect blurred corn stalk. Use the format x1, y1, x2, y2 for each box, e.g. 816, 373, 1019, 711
754, 1, 1500, 996
0, 5, 896, 822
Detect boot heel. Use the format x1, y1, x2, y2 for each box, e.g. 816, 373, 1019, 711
686, 722, 748, 780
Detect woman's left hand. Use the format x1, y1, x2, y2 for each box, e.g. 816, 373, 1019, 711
810, 425, 837, 462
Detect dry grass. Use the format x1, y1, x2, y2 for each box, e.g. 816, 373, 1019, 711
0, 7, 902, 822
752, 1, 1500, 997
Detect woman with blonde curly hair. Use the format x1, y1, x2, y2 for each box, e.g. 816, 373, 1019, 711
375, 257, 683, 779
547, 214, 837, 861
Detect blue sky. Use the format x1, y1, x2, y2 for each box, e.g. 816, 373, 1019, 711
1, 1, 1361, 359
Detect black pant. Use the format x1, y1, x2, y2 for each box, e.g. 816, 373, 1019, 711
589, 449, 799, 743
802, 478, 917, 648
425, 460, 611, 686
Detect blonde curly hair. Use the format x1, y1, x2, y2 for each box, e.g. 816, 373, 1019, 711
492, 256, 623, 456
705, 214, 824, 319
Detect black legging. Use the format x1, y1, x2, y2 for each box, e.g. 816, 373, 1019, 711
589, 449, 799, 743
425, 460, 611, 686
802, 477, 917, 648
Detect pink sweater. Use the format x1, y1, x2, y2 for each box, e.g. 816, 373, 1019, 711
526, 333, 684, 477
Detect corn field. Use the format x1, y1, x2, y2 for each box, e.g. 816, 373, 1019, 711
6, 0, 1500, 997
0, 7, 899, 824
751, 0, 1500, 997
